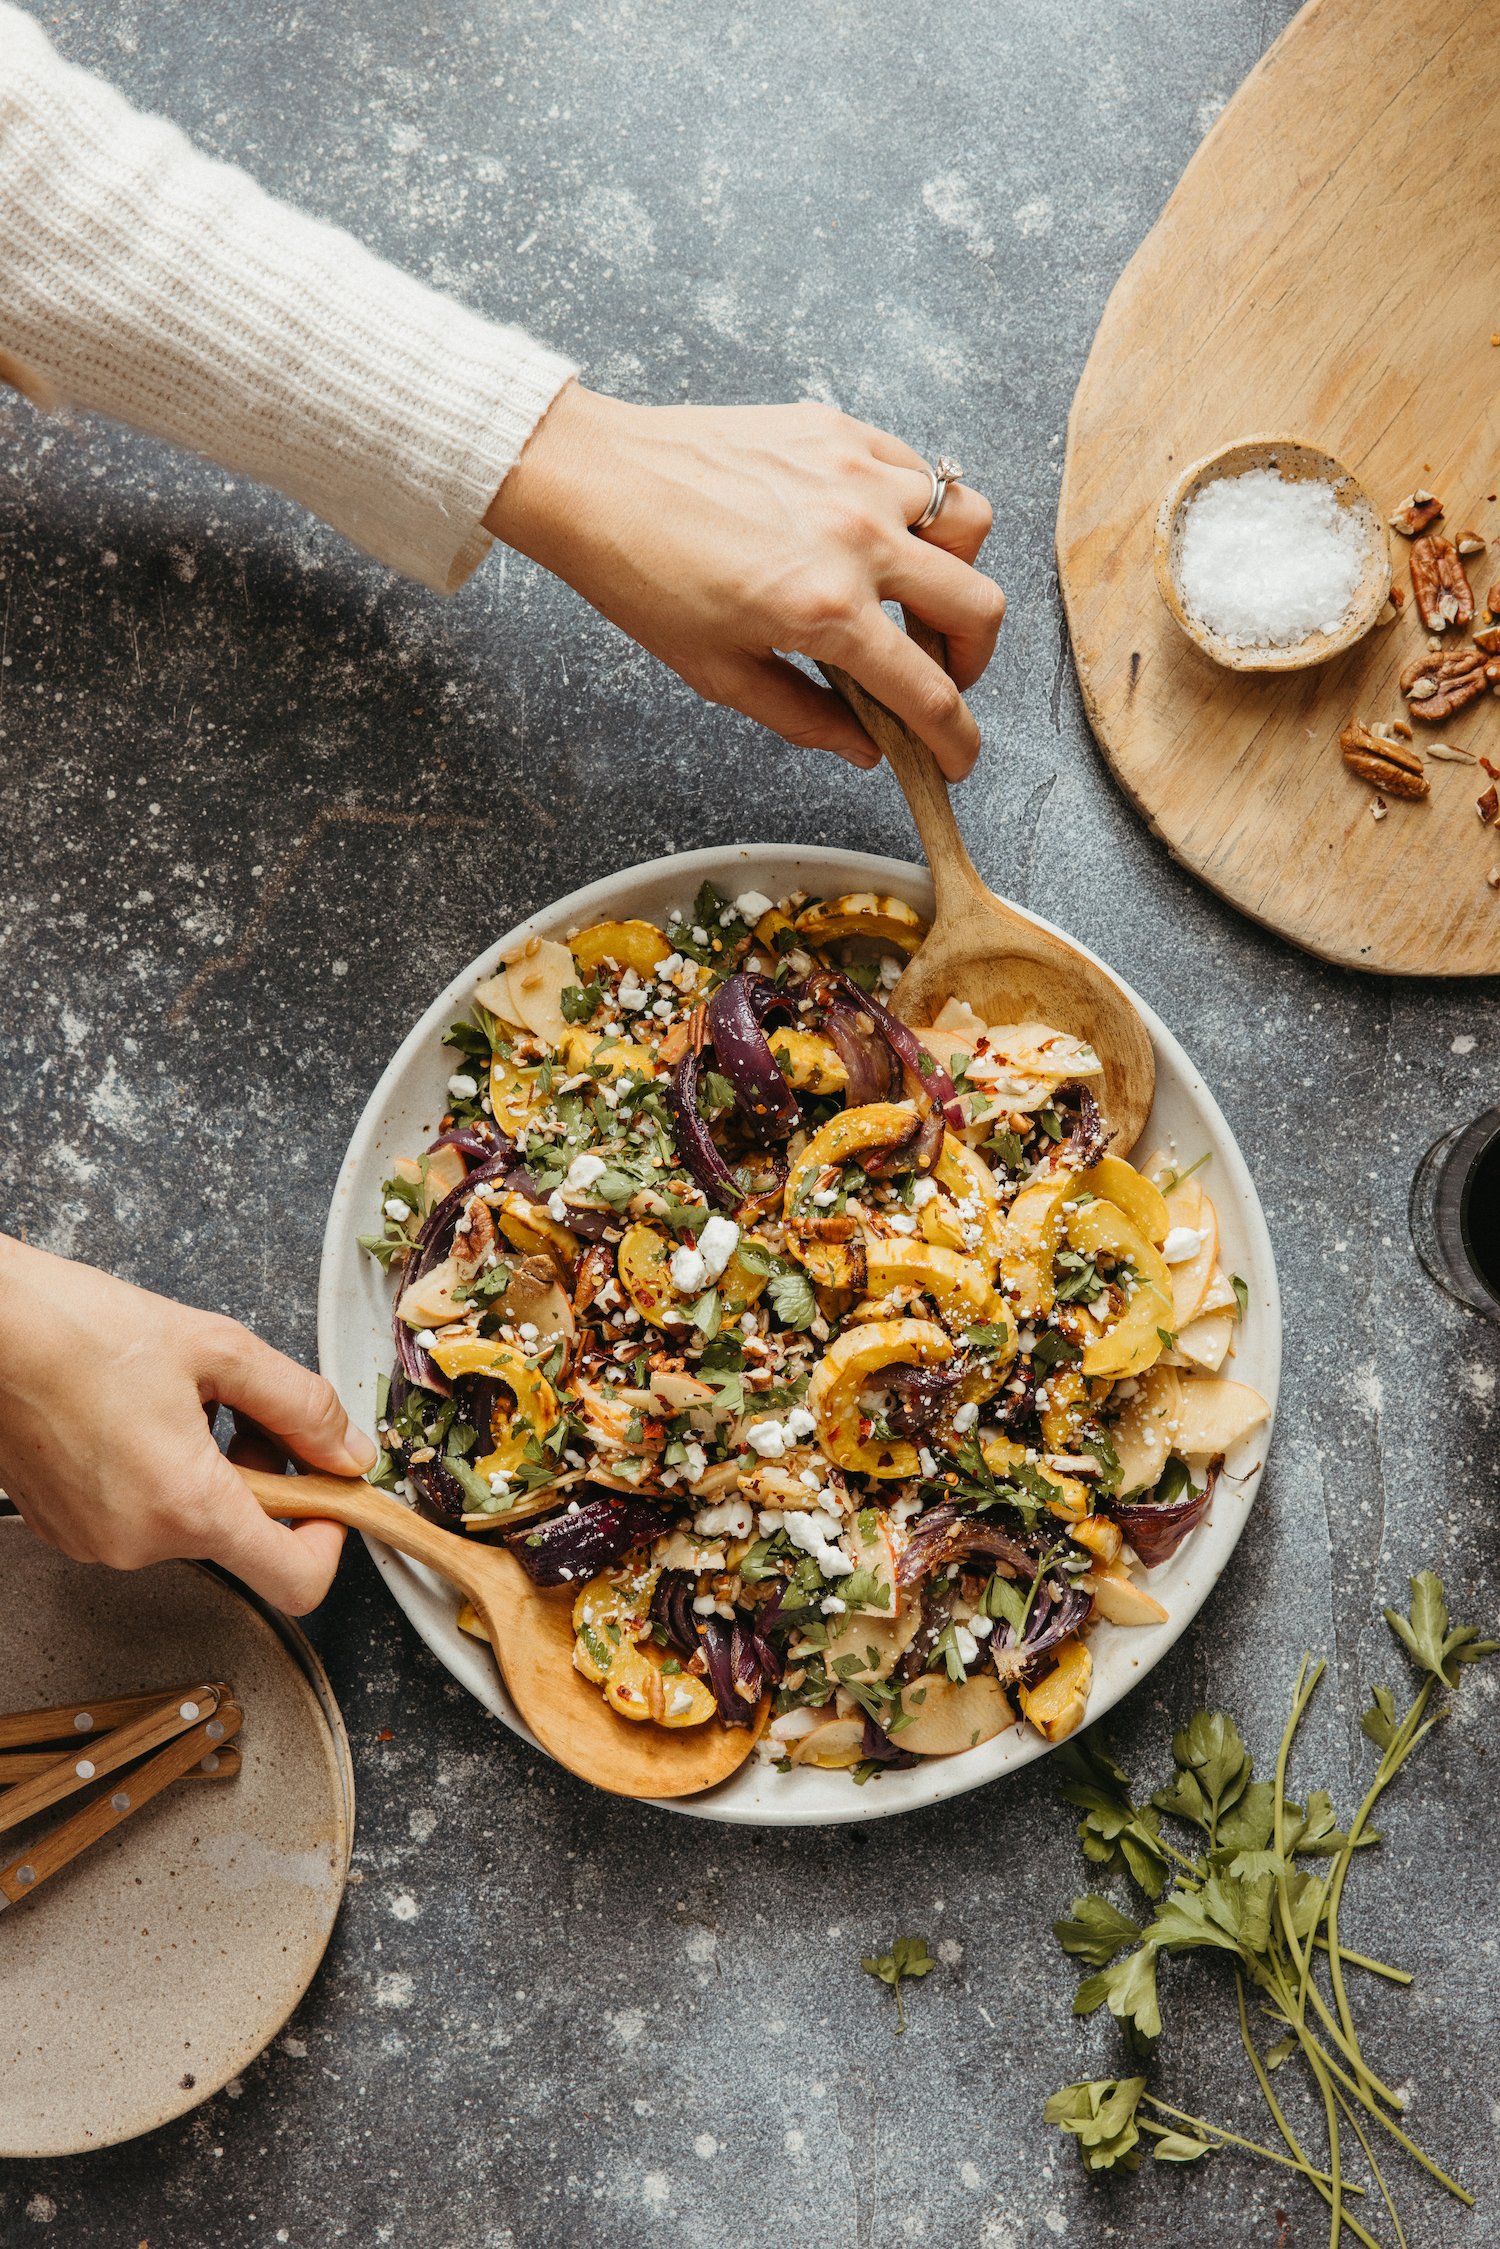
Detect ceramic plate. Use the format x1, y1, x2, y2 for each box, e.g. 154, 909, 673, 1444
0, 1525, 352, 2154
318, 846, 1280, 1826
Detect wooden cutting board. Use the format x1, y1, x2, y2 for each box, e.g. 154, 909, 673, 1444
1057, 0, 1500, 976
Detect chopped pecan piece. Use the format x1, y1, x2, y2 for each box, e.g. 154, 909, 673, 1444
1478, 759, 1500, 827
1473, 622, 1500, 655
1457, 530, 1488, 555
1390, 490, 1443, 537
1409, 534, 1474, 632
452, 1192, 501, 1281
1490, 580, 1500, 616
1339, 719, 1429, 799
1399, 644, 1488, 722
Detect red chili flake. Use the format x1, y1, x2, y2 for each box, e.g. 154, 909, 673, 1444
377, 1728, 395, 1742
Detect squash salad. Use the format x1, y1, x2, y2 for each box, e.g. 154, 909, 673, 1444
361, 882, 1268, 1779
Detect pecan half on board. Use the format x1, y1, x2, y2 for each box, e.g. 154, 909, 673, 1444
1389, 490, 1443, 538
1340, 719, 1429, 798
1399, 645, 1493, 722
1409, 534, 1475, 632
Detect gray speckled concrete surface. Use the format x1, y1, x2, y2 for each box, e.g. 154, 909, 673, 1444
4, 1, 1500, 2242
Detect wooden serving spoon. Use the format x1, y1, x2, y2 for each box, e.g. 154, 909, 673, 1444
239, 1467, 765, 1801
820, 617, 1155, 1151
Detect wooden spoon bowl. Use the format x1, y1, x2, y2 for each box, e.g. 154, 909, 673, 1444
821, 618, 1155, 1150
240, 1467, 764, 1800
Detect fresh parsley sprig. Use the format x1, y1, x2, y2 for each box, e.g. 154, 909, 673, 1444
1046, 1571, 1494, 2243
860, 1935, 936, 2032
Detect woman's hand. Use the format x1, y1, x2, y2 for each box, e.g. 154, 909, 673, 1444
0, 1235, 374, 1613
486, 386, 1004, 776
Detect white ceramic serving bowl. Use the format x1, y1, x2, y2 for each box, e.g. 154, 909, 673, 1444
318, 845, 1281, 1826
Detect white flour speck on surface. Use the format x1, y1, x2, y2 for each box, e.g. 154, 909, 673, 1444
25, 2197, 56, 2224
693, 2133, 717, 2159
1175, 468, 1373, 647
389, 1891, 419, 1922
374, 1970, 414, 2009
1453, 1034, 1477, 1054
1043, 2209, 1068, 2237
1013, 196, 1053, 236
407, 1805, 437, 1842
921, 172, 993, 259
609, 2006, 647, 2045
641, 2172, 670, 2210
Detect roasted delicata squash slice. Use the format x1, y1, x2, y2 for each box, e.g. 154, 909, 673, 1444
865, 1238, 1012, 1341
783, 1101, 920, 1286
808, 1317, 953, 1477
793, 892, 926, 955
768, 1026, 848, 1093
1162, 1176, 1219, 1331
488, 1050, 549, 1134
427, 1334, 561, 1478
496, 1191, 580, 1267
1064, 1199, 1174, 1380
1081, 1155, 1169, 1247
981, 1433, 1091, 1523
919, 1132, 1006, 1268
1017, 1636, 1091, 1744
569, 918, 672, 978
1000, 1171, 1077, 1319
617, 1223, 769, 1328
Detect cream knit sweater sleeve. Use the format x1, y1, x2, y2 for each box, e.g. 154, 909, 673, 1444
0, 4, 577, 594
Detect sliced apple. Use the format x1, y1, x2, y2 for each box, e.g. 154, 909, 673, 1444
393, 1144, 468, 1208
845, 1508, 900, 1614
822, 1602, 921, 1682
493, 938, 578, 1048
788, 1715, 867, 1769
896, 1670, 1013, 1755
1162, 1178, 1218, 1331
1084, 1566, 1169, 1627
473, 968, 524, 1026
1198, 1266, 1241, 1316
1017, 1636, 1092, 1744
1110, 1365, 1182, 1492
1172, 1375, 1270, 1459
397, 1254, 467, 1329
1081, 1156, 1169, 1247
1175, 1308, 1234, 1373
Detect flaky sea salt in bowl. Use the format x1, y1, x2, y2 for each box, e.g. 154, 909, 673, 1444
1154, 436, 1391, 673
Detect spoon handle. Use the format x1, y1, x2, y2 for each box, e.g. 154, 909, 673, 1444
818, 617, 987, 917
238, 1464, 481, 1598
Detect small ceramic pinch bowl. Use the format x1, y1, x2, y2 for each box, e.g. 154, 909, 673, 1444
1154, 434, 1391, 673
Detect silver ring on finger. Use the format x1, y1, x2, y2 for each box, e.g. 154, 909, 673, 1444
912, 454, 964, 531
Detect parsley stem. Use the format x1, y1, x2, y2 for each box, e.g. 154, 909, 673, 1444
1311, 1939, 1411, 1987
1292, 2024, 1473, 2206
1324, 1680, 1436, 2097
1333, 2084, 1409, 2249
1138, 2097, 1360, 2191
1233, 1974, 1387, 2249
1302, 2040, 1344, 2248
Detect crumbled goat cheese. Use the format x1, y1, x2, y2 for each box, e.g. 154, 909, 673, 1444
953, 1623, 980, 1666
565, 1152, 607, 1191
383, 1197, 409, 1222
782, 1509, 853, 1578
616, 970, 650, 1011
769, 1708, 819, 1744
697, 1213, 740, 1282
671, 1243, 708, 1295
784, 1405, 816, 1440
1162, 1225, 1209, 1265
952, 1400, 979, 1434
447, 1073, 479, 1099
744, 1418, 788, 1459
910, 1176, 938, 1208
547, 1190, 569, 1223
734, 889, 775, 922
